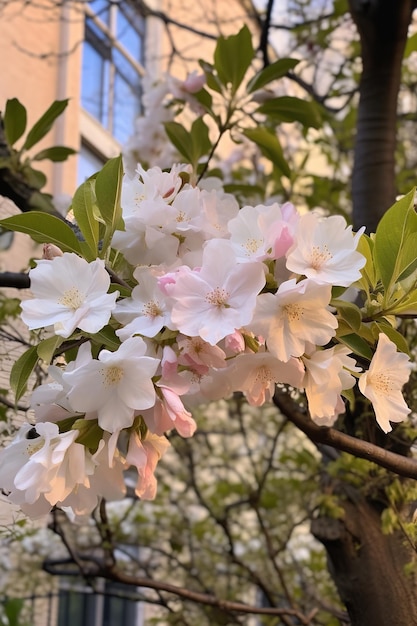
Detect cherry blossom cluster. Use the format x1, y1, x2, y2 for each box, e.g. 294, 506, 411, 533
0, 163, 412, 519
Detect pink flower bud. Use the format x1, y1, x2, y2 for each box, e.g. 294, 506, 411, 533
43, 243, 64, 260
182, 71, 206, 93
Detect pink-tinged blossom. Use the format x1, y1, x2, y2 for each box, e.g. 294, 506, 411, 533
115, 267, 172, 340
252, 278, 338, 362
143, 385, 197, 437
0, 423, 90, 516
61, 438, 126, 518
20, 254, 118, 338
63, 337, 160, 433
358, 333, 412, 433
31, 342, 93, 423
227, 202, 298, 263
303, 345, 361, 426
230, 351, 304, 406
178, 336, 227, 371
126, 430, 170, 499
167, 239, 265, 345
224, 330, 246, 354
286, 213, 365, 286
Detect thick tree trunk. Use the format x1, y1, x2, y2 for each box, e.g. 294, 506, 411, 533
312, 485, 417, 626
349, 0, 416, 232
311, 5, 417, 624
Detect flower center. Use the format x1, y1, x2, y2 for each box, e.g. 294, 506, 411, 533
142, 300, 162, 318
244, 238, 263, 256
205, 287, 230, 308
255, 366, 272, 384
102, 366, 124, 386
58, 287, 84, 310
370, 372, 393, 395
176, 210, 188, 223
283, 303, 303, 322
310, 244, 333, 270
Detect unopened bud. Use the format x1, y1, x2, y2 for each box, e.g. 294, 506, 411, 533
43, 243, 64, 260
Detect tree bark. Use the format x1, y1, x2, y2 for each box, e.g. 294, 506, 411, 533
312, 485, 417, 626
349, 0, 416, 232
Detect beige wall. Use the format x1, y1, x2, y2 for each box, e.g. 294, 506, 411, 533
0, 0, 84, 196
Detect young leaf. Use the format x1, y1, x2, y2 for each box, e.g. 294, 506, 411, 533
3, 98, 27, 146
95, 155, 124, 235
37, 335, 64, 364
214, 25, 254, 94
243, 127, 290, 177
23, 100, 69, 150
256, 96, 321, 129
71, 179, 100, 260
33, 146, 76, 162
10, 345, 38, 402
338, 333, 373, 361
374, 189, 417, 291
190, 117, 211, 161
0, 212, 82, 254
164, 121, 194, 163
247, 58, 299, 93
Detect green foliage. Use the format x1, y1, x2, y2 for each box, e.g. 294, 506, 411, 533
0, 212, 82, 254
0, 98, 75, 213
247, 58, 299, 93
10, 345, 38, 403
243, 127, 290, 177
164, 117, 211, 169
374, 189, 417, 293
0, 598, 30, 626
256, 96, 322, 129
71, 178, 100, 260
213, 25, 253, 94
95, 155, 124, 255
4, 99, 27, 146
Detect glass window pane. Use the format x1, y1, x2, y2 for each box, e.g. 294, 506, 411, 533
117, 7, 144, 62
113, 71, 142, 143
88, 0, 110, 24
81, 40, 109, 125
77, 144, 105, 186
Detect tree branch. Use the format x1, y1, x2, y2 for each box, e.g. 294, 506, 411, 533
274, 390, 417, 479
101, 566, 318, 623
0, 272, 30, 289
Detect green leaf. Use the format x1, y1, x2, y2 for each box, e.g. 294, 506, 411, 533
356, 233, 376, 290
23, 99, 69, 150
247, 58, 299, 93
334, 300, 362, 332
33, 146, 76, 162
95, 155, 124, 237
256, 96, 321, 129
243, 127, 290, 177
338, 333, 373, 361
3, 98, 27, 145
199, 60, 223, 94
90, 325, 121, 351
71, 179, 99, 260
0, 212, 82, 254
372, 321, 410, 355
37, 335, 64, 364
374, 189, 417, 291
405, 32, 417, 58
190, 116, 211, 160
10, 345, 38, 402
214, 25, 254, 94
164, 121, 194, 163
72, 418, 103, 453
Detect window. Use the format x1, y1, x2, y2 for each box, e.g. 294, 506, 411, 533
81, 0, 145, 145
57, 579, 142, 626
